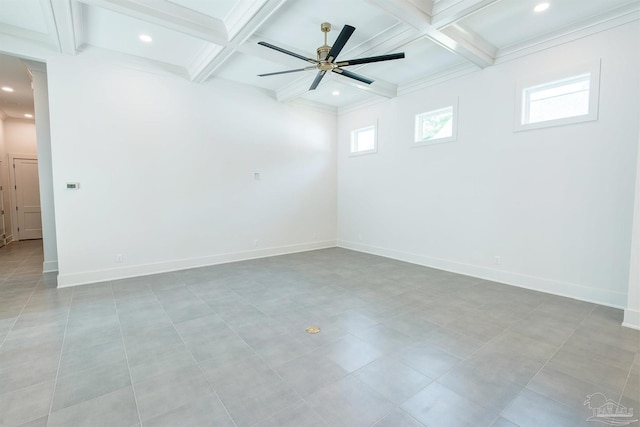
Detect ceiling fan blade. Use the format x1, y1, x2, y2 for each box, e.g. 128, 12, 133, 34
258, 67, 315, 77
336, 52, 405, 67
332, 68, 374, 85
309, 70, 327, 90
257, 41, 318, 64
325, 25, 355, 62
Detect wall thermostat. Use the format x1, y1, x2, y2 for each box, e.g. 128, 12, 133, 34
66, 182, 80, 189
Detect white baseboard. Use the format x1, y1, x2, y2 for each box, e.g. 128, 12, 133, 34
337, 240, 627, 309
43, 260, 58, 273
623, 309, 640, 330
57, 240, 337, 288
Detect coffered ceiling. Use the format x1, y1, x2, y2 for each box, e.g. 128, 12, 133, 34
0, 0, 638, 116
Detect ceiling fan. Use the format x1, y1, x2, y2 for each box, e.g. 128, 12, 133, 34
257, 22, 405, 90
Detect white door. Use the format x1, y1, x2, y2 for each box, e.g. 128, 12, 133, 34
14, 158, 42, 240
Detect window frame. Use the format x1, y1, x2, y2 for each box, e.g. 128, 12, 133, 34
350, 124, 378, 156
515, 59, 601, 132
414, 100, 458, 147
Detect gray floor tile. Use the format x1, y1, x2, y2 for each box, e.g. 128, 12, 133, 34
251, 330, 317, 366
129, 344, 197, 384
183, 328, 256, 364
253, 401, 327, 427
122, 325, 185, 367
51, 360, 131, 411
273, 350, 349, 397
372, 409, 426, 427
47, 386, 139, 427
58, 338, 127, 378
308, 375, 395, 427
204, 356, 300, 427
391, 340, 462, 379
527, 364, 620, 411
134, 365, 213, 421
318, 334, 384, 372
172, 313, 226, 341
546, 346, 630, 394
353, 356, 432, 404
437, 362, 524, 411
501, 389, 584, 427
0, 381, 53, 426
0, 351, 59, 395
143, 394, 234, 427
15, 415, 48, 427
419, 326, 484, 358
489, 416, 519, 427
351, 324, 417, 354
401, 382, 498, 427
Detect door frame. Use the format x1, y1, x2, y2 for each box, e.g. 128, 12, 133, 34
0, 159, 5, 248
9, 153, 39, 242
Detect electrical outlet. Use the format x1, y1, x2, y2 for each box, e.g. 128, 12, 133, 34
494, 256, 501, 265
115, 254, 123, 263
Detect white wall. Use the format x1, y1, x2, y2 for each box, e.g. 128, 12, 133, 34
624, 111, 640, 329
46, 56, 337, 286
4, 118, 36, 154
29, 62, 58, 273
338, 22, 640, 309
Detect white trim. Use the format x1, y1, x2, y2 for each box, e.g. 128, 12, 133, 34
43, 260, 58, 273
337, 240, 627, 309
514, 59, 601, 132
57, 240, 337, 287
622, 309, 640, 330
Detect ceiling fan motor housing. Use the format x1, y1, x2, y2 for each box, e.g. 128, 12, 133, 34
317, 22, 332, 64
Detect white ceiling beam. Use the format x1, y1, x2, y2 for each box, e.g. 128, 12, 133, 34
336, 75, 398, 99
366, 0, 432, 29
49, 0, 79, 55
366, 0, 495, 68
431, 0, 501, 29
77, 0, 229, 45
440, 24, 497, 62
190, 0, 289, 83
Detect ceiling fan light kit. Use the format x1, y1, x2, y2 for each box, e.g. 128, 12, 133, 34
257, 22, 405, 91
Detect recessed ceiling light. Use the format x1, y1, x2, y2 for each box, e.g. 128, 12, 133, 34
139, 34, 153, 43
1, 86, 14, 92
534, 2, 550, 12
332, 90, 340, 96
24, 114, 33, 118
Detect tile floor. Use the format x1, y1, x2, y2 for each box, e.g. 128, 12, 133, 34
0, 240, 638, 427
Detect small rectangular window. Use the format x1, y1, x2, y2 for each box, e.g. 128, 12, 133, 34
414, 102, 457, 146
515, 60, 600, 131
523, 73, 590, 124
350, 125, 377, 155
